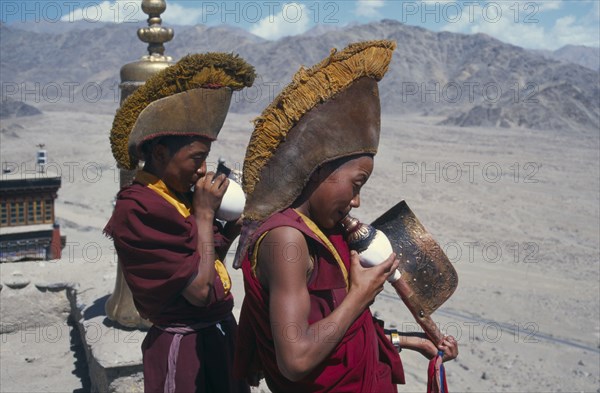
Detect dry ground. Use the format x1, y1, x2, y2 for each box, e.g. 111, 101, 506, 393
1, 100, 598, 392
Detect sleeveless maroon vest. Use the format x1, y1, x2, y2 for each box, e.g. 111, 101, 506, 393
234, 208, 404, 392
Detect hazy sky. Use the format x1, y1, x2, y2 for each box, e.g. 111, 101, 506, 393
2, 0, 599, 50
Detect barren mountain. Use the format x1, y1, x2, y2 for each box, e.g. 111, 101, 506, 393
1, 20, 598, 131
536, 45, 600, 72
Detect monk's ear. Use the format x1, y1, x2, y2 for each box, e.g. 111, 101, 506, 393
151, 143, 171, 166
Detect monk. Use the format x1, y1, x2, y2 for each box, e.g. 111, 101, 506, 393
104, 53, 255, 393
233, 41, 458, 392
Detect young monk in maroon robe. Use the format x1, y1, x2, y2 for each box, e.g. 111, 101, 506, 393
233, 41, 458, 392
104, 53, 255, 393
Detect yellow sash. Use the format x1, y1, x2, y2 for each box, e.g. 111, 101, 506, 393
293, 210, 349, 291
135, 170, 192, 218
251, 210, 349, 290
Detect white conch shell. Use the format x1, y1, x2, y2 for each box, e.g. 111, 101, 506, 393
358, 230, 401, 283
215, 179, 245, 222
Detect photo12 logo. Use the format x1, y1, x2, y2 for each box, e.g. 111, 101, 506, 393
400, 81, 539, 104
199, 2, 340, 24
442, 241, 539, 264
0, 321, 142, 344
1, 81, 120, 104
2, 161, 119, 184
396, 1, 540, 24
398, 320, 540, 344
401, 161, 541, 184
1, 1, 142, 23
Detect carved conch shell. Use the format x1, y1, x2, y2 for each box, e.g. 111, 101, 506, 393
341, 215, 400, 282
215, 158, 245, 222
216, 180, 245, 222
342, 202, 459, 346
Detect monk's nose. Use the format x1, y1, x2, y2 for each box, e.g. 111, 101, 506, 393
350, 193, 360, 208
197, 162, 207, 177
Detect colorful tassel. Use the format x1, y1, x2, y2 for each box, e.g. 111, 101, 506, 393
427, 350, 448, 393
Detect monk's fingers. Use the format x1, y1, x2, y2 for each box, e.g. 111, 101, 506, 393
388, 256, 400, 274
440, 336, 459, 360
218, 177, 230, 192
444, 335, 457, 346
349, 250, 361, 265
197, 171, 216, 187
373, 252, 397, 274
198, 173, 228, 195
211, 173, 227, 187
439, 335, 452, 347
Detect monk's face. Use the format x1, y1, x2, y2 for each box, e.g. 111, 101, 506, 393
161, 138, 212, 193
308, 155, 374, 229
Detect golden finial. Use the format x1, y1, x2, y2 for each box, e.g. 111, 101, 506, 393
119, 0, 175, 101
138, 0, 174, 61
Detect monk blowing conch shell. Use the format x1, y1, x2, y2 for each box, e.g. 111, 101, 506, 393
233, 40, 458, 393
105, 53, 256, 393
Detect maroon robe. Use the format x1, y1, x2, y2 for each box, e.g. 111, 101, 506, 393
104, 173, 248, 393
234, 208, 405, 392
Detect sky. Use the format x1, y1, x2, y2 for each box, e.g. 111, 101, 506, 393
1, 0, 599, 50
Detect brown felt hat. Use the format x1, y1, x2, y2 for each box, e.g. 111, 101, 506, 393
110, 53, 255, 170
242, 40, 396, 222
128, 87, 233, 160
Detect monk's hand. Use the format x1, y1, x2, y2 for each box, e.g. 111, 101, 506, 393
439, 335, 458, 362
348, 251, 399, 310
193, 171, 229, 218
416, 334, 458, 362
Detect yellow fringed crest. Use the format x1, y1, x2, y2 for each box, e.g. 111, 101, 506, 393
242, 40, 396, 195
110, 53, 256, 170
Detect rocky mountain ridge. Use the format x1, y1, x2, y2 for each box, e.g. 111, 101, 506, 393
1, 20, 598, 131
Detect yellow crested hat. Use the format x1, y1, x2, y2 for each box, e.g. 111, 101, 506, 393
110, 53, 256, 170
242, 40, 396, 222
